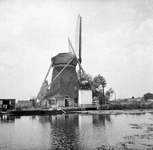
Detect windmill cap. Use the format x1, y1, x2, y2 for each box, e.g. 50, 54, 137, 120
51, 52, 77, 66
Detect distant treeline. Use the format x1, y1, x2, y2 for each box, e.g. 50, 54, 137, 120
101, 101, 153, 110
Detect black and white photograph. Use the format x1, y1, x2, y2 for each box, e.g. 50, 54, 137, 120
0, 0, 153, 149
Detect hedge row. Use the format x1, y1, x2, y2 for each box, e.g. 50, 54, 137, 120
101, 102, 153, 110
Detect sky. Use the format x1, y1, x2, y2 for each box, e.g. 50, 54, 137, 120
0, 0, 153, 100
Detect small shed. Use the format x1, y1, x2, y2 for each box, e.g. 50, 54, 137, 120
0, 99, 16, 111
78, 90, 92, 106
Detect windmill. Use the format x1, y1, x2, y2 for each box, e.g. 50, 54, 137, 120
36, 15, 94, 108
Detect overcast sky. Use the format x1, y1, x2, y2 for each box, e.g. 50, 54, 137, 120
0, 0, 153, 100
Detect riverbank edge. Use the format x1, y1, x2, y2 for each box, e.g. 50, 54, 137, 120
71, 109, 153, 115
1, 109, 153, 116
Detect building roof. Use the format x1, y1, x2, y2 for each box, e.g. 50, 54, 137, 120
0, 99, 15, 101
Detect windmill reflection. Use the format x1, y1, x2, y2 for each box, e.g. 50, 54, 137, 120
37, 113, 112, 149
50, 114, 80, 150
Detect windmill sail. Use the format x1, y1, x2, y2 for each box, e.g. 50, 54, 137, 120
74, 15, 82, 63
68, 38, 94, 91
69, 38, 85, 75
37, 80, 49, 99
36, 63, 52, 99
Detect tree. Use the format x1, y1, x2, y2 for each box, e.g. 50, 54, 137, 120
93, 74, 107, 105
144, 93, 153, 101
105, 88, 114, 102
77, 70, 92, 90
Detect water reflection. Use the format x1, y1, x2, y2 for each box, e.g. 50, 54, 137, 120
38, 115, 52, 125
37, 114, 112, 150
30, 115, 37, 120
0, 115, 20, 123
1, 113, 152, 150
127, 113, 145, 116
93, 114, 111, 126
48, 115, 79, 150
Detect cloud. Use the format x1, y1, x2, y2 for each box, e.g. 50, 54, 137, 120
82, 17, 153, 98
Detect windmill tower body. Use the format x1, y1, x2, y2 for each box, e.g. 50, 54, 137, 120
48, 52, 79, 107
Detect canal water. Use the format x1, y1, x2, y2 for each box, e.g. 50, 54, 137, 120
0, 112, 153, 150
